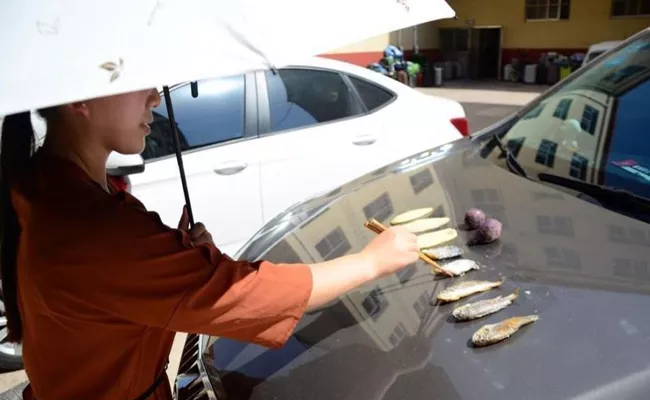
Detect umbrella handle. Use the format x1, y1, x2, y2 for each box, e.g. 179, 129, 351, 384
162, 86, 195, 228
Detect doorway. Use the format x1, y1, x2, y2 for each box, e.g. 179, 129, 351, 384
468, 27, 502, 80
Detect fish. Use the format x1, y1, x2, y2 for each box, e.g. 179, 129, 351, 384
434, 259, 481, 276
471, 315, 539, 347
452, 288, 519, 321
422, 245, 464, 260
435, 279, 505, 303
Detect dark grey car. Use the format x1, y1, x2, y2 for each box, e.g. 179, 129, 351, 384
175, 28, 650, 400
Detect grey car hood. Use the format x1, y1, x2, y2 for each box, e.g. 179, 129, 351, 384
202, 140, 650, 400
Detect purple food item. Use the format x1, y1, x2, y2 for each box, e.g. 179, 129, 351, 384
468, 218, 502, 246
464, 208, 486, 230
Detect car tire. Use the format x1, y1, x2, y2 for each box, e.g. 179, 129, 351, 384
0, 297, 24, 371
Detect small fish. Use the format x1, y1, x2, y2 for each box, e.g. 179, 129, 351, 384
436, 279, 504, 303
435, 259, 481, 276
452, 288, 519, 321
423, 245, 464, 260
471, 315, 539, 347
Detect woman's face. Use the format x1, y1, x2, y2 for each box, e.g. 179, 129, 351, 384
84, 88, 161, 155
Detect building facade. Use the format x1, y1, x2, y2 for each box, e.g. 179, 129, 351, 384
322, 0, 650, 78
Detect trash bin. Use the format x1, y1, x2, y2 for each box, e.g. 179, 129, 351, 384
434, 67, 443, 87
408, 74, 417, 87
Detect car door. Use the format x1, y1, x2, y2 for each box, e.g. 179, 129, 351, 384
253, 67, 390, 223
128, 73, 263, 257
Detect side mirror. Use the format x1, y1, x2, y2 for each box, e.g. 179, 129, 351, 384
106, 152, 145, 177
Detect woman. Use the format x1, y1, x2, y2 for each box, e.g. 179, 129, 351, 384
0, 88, 420, 400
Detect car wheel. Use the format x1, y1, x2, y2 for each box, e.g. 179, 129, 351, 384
0, 298, 24, 371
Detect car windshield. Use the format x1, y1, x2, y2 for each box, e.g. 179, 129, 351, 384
483, 30, 650, 218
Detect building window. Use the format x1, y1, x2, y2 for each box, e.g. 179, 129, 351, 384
580, 105, 599, 135
363, 192, 394, 223
410, 168, 434, 195
535, 139, 558, 167
536, 215, 574, 237
612, 0, 650, 17
570, 153, 588, 181
522, 103, 545, 120
608, 225, 650, 246
431, 205, 446, 218
362, 287, 389, 321
613, 258, 650, 280
498, 137, 525, 159
315, 227, 352, 260
412, 291, 430, 320
526, 0, 571, 20
388, 323, 407, 346
553, 99, 572, 120
545, 247, 582, 270
396, 263, 418, 284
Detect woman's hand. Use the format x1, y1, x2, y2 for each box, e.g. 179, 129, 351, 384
306, 225, 419, 311
177, 206, 214, 246
360, 226, 419, 279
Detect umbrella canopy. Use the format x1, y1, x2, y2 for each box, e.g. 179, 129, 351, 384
0, 0, 455, 116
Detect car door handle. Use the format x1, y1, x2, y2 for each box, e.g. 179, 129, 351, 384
214, 162, 248, 176
352, 135, 377, 146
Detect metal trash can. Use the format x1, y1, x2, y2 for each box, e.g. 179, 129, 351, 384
434, 67, 443, 87
409, 74, 417, 87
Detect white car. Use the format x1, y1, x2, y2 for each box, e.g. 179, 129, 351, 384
28, 56, 466, 258
581, 40, 622, 67
115, 56, 467, 256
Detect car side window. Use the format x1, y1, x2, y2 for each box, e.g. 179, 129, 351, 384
348, 76, 395, 111
264, 68, 363, 133
142, 75, 246, 160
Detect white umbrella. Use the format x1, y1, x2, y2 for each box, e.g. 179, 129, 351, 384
1, 0, 455, 116
1, 0, 455, 221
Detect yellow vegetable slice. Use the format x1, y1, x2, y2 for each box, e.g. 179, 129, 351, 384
417, 228, 458, 249
390, 207, 434, 225
401, 217, 450, 234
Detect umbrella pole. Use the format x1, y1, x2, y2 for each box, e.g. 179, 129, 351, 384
162, 85, 195, 228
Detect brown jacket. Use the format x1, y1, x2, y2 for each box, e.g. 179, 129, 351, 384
12, 151, 313, 399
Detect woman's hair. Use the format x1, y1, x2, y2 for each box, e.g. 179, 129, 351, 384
0, 109, 54, 343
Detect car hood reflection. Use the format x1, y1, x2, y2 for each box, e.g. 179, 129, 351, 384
203, 140, 650, 400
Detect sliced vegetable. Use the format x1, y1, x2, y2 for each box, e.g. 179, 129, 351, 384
390, 207, 434, 225
417, 228, 458, 249
401, 217, 450, 234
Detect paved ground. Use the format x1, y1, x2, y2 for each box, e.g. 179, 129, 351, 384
0, 80, 543, 399
417, 79, 546, 132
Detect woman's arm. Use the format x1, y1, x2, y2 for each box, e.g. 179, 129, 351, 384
181, 205, 420, 314
75, 204, 419, 349
306, 226, 419, 311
